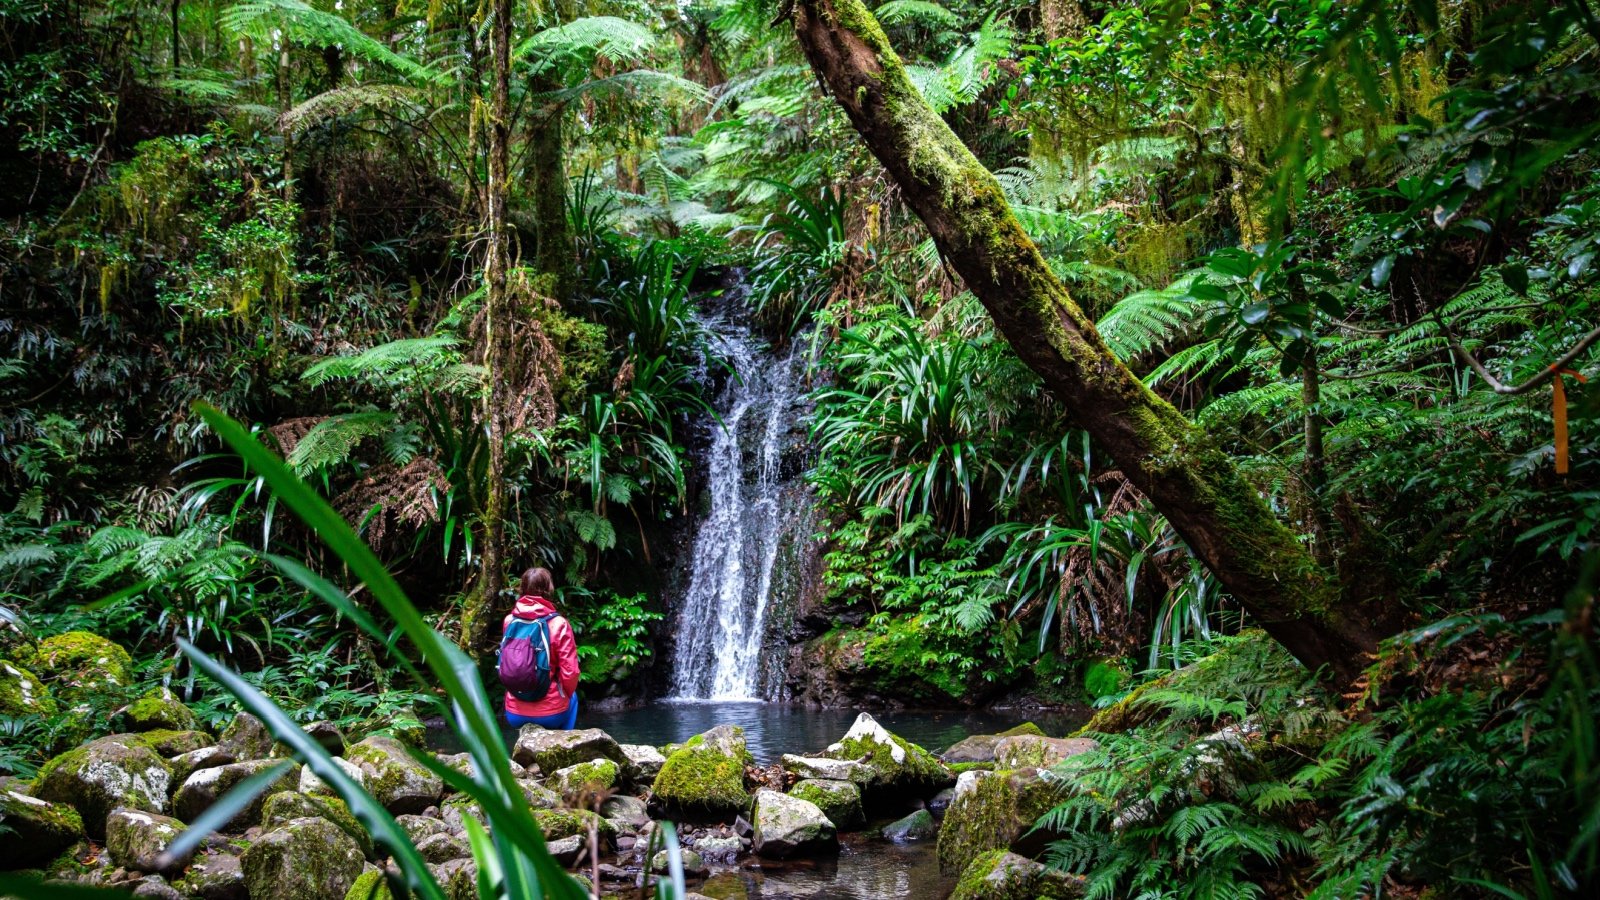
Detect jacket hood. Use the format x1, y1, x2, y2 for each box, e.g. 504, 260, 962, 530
512, 594, 557, 618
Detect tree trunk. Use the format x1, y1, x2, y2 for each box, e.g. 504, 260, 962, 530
528, 72, 573, 296
463, 0, 513, 659
789, 0, 1388, 685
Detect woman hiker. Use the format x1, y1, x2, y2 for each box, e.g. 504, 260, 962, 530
499, 567, 581, 730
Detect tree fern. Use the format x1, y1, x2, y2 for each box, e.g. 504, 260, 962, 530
301, 336, 463, 389
874, 0, 960, 29
221, 1, 436, 84
1098, 271, 1215, 360
515, 17, 658, 72
279, 85, 426, 134
286, 412, 398, 476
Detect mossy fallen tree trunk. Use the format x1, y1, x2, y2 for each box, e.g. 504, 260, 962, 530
789, 0, 1392, 686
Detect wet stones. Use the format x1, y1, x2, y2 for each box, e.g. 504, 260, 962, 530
749, 789, 837, 859
949, 849, 1087, 900
0, 787, 85, 867
240, 816, 365, 900
787, 778, 864, 830
652, 724, 753, 815
106, 807, 191, 875
344, 735, 443, 814
511, 726, 627, 773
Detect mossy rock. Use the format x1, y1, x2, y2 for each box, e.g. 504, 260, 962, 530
240, 816, 365, 900
548, 758, 619, 802
217, 712, 274, 762
946, 761, 996, 775
949, 848, 1086, 900
344, 735, 442, 814
750, 789, 837, 859
0, 787, 85, 868
882, 808, 937, 842
822, 712, 949, 795
511, 726, 627, 774
344, 868, 396, 900
174, 759, 296, 829
127, 729, 213, 757
651, 725, 753, 815
936, 768, 1065, 875
0, 659, 57, 718
115, 687, 199, 733
18, 632, 134, 707
260, 790, 374, 860
533, 807, 614, 844
788, 779, 864, 830
993, 735, 1097, 770
32, 735, 173, 837
174, 850, 247, 900
106, 807, 190, 874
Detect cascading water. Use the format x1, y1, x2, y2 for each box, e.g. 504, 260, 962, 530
669, 316, 808, 701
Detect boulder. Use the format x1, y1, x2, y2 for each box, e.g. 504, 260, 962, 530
430, 858, 478, 900
599, 794, 650, 829
344, 735, 443, 814
693, 835, 743, 864
241, 816, 365, 900
128, 730, 212, 758
33, 735, 173, 837
0, 787, 85, 867
936, 768, 1065, 875
749, 788, 836, 858
260, 790, 372, 859
169, 746, 234, 785
302, 721, 346, 756
546, 835, 585, 866
652, 724, 753, 815
298, 756, 365, 797
510, 726, 627, 773
548, 758, 619, 802
516, 777, 563, 810
216, 713, 273, 762
131, 875, 185, 899
821, 713, 949, 795
993, 735, 1097, 770
174, 850, 248, 900
17, 631, 134, 706
940, 722, 1045, 765
173, 759, 295, 828
415, 832, 470, 863
115, 687, 199, 733
787, 778, 864, 830
0, 659, 57, 717
780, 754, 874, 786
949, 849, 1087, 900
106, 807, 190, 875
928, 786, 956, 816
881, 808, 937, 842
619, 743, 667, 781
533, 807, 615, 845
396, 814, 450, 844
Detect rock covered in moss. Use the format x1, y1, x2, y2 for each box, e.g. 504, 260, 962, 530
652, 724, 753, 815
397, 813, 449, 844
106, 807, 190, 875
173, 759, 295, 828
128, 729, 213, 758
936, 767, 1064, 875
949, 849, 1086, 900
0, 659, 57, 717
169, 746, 234, 785
787, 778, 864, 830
750, 788, 836, 858
822, 712, 950, 794
298, 756, 365, 797
0, 787, 85, 867
260, 790, 373, 859
619, 743, 667, 781
343, 868, 395, 900
33, 735, 172, 837
300, 721, 345, 756
241, 816, 365, 900
415, 831, 471, 863
940, 722, 1045, 764
217, 712, 273, 762
18, 631, 134, 706
429, 858, 478, 900
993, 735, 1097, 770
548, 758, 619, 802
650, 847, 708, 876
344, 735, 442, 814
114, 687, 199, 733
534, 807, 615, 845
511, 726, 627, 773
174, 850, 247, 900
781, 753, 874, 786
881, 808, 936, 842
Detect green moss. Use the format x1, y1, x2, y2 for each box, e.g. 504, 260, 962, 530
946, 761, 996, 775
18, 632, 134, 706
129, 728, 213, 756
788, 779, 864, 829
0, 659, 57, 717
997, 722, 1045, 738
344, 869, 395, 900
0, 788, 86, 867
652, 734, 752, 813
241, 816, 365, 900
261, 791, 373, 860
936, 769, 1063, 875
556, 758, 619, 796
119, 688, 199, 732
532, 807, 614, 842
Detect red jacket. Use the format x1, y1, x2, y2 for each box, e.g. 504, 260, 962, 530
502, 595, 581, 718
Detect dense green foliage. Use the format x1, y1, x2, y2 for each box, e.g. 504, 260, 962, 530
2, 0, 1599, 896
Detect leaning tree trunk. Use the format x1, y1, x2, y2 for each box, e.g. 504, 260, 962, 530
789, 0, 1390, 685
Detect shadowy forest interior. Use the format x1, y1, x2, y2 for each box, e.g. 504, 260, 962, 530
2, 0, 1599, 898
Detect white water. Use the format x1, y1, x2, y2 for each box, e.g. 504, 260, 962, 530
669, 319, 802, 701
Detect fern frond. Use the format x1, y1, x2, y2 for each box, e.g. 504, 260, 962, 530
220, 1, 436, 84
279, 85, 426, 134
875, 0, 960, 29
516, 16, 657, 71
301, 336, 461, 388
286, 411, 397, 475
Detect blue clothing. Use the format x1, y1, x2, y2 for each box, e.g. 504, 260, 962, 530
506, 694, 578, 730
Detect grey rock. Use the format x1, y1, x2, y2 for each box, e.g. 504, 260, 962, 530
168, 746, 234, 785
618, 743, 667, 781
345, 735, 443, 814
780, 754, 873, 786
302, 721, 345, 756
881, 808, 937, 842
650, 848, 708, 877
511, 726, 627, 773
750, 788, 837, 858
173, 759, 294, 829
397, 813, 450, 844
106, 807, 190, 874
599, 794, 650, 829
174, 850, 247, 900
216, 713, 273, 762
240, 816, 364, 900
787, 778, 864, 830
298, 756, 364, 797
32, 736, 172, 837
131, 875, 184, 899
415, 831, 471, 863
992, 735, 1098, 770
546, 835, 585, 866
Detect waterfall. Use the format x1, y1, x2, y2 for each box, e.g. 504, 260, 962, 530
669, 317, 807, 701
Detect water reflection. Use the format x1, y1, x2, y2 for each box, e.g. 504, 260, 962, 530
696, 836, 951, 900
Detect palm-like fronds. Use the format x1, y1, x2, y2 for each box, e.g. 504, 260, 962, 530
221, 0, 436, 84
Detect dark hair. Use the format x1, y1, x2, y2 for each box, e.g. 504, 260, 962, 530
519, 567, 555, 599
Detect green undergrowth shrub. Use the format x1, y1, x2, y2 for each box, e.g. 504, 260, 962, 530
1041, 605, 1600, 899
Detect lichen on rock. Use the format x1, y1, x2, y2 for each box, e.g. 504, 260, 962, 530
106, 807, 191, 875
821, 712, 949, 794
17, 631, 134, 707
173, 759, 295, 829
787, 778, 864, 830
949, 848, 1086, 900
344, 735, 443, 814
240, 815, 365, 900
32, 735, 173, 837
0, 787, 85, 867
935, 767, 1065, 875
510, 726, 627, 774
750, 788, 837, 858
0, 659, 57, 718
548, 757, 619, 802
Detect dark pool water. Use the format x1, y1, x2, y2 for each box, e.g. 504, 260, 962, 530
517, 700, 1082, 762
694, 833, 952, 900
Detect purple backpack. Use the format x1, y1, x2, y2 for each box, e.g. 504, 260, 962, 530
499, 612, 556, 701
